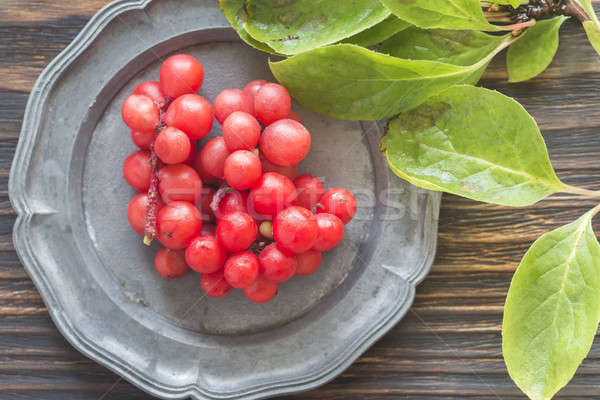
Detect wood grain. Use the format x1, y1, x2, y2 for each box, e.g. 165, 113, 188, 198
2, 1, 600, 399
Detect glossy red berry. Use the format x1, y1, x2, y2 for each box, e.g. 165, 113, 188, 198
193, 151, 219, 185
199, 137, 230, 179
254, 83, 291, 125
133, 81, 166, 108
243, 276, 278, 303
123, 150, 151, 191
158, 164, 202, 204
185, 235, 227, 273
316, 188, 357, 224
260, 119, 310, 166
213, 89, 254, 124
258, 244, 298, 282
224, 150, 262, 190
159, 54, 204, 98
273, 206, 318, 254
184, 139, 197, 166
217, 211, 257, 252
122, 94, 160, 132
154, 247, 189, 280
157, 201, 202, 250
295, 250, 322, 276
201, 270, 233, 298
155, 126, 191, 164
164, 94, 213, 139
222, 111, 261, 151
260, 156, 298, 180
215, 190, 248, 219
248, 172, 297, 218
127, 193, 163, 236
224, 251, 259, 288
244, 79, 267, 98
313, 213, 344, 251
130, 129, 154, 150
294, 174, 325, 211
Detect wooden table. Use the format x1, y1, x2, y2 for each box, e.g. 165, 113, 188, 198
2, 1, 600, 399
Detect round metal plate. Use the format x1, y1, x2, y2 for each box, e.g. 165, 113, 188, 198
9, 1, 441, 398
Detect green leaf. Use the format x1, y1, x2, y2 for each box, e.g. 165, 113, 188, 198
242, 0, 390, 55
381, 85, 567, 206
573, 0, 600, 55
583, 20, 600, 54
219, 0, 278, 54
270, 38, 513, 121
342, 16, 411, 47
379, 0, 501, 31
503, 207, 600, 400
380, 27, 509, 84
507, 16, 567, 83
492, 0, 523, 7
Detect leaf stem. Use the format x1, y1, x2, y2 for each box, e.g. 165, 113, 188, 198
565, 185, 600, 198
591, 203, 600, 217
497, 19, 536, 31
564, 0, 590, 22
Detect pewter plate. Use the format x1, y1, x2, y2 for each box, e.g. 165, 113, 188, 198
9, 1, 441, 398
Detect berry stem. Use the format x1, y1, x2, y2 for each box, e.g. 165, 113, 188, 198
143, 97, 172, 246
143, 135, 162, 245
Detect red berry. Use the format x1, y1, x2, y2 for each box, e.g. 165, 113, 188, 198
222, 111, 261, 151
260, 119, 310, 166
313, 213, 345, 251
158, 164, 202, 204
199, 137, 230, 179
224, 251, 259, 288
244, 79, 267, 99
127, 193, 163, 236
185, 235, 227, 273
243, 276, 278, 303
155, 127, 191, 164
288, 110, 302, 123
130, 129, 154, 150
294, 174, 325, 211
133, 81, 166, 108
215, 190, 248, 219
164, 94, 213, 139
159, 54, 204, 98
258, 244, 298, 282
254, 83, 291, 125
224, 150, 262, 190
316, 188, 357, 224
261, 156, 298, 180
193, 151, 219, 185
199, 186, 216, 222
184, 139, 197, 166
157, 201, 202, 250
248, 172, 297, 218
201, 270, 233, 298
273, 206, 318, 254
296, 250, 322, 276
123, 150, 151, 191
201, 223, 217, 236
214, 89, 254, 124
122, 94, 160, 132
155, 247, 189, 280
217, 211, 257, 252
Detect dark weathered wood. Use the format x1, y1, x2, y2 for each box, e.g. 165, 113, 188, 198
3, 1, 600, 399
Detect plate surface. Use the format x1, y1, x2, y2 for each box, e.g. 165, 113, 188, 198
9, 0, 441, 399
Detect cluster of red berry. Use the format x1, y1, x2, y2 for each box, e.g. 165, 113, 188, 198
121, 54, 357, 303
